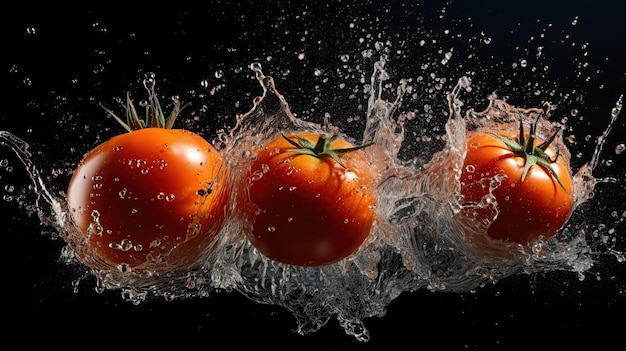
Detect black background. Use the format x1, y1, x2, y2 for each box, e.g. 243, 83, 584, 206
3, 1, 625, 349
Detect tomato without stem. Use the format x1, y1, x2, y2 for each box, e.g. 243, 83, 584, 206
67, 89, 227, 273
459, 111, 574, 246
246, 132, 377, 266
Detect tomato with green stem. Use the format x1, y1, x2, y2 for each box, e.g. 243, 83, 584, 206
458, 107, 574, 246
67, 86, 228, 273
245, 132, 377, 266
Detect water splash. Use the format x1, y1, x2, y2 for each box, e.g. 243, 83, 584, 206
1, 60, 623, 342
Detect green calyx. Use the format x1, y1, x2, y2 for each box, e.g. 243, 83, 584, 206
489, 106, 569, 193
99, 83, 190, 132
282, 133, 373, 168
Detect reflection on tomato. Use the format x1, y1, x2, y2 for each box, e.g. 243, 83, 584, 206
458, 112, 574, 246
245, 132, 377, 266
67, 90, 228, 273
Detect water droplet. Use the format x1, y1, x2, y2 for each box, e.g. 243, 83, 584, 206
91, 210, 100, 220
249, 62, 262, 72
567, 135, 576, 144
150, 239, 161, 248
441, 50, 453, 65
615, 143, 625, 154
261, 163, 270, 173
361, 49, 374, 58
267, 226, 276, 232
482, 194, 497, 205
143, 73, 156, 92
458, 76, 471, 89
117, 264, 131, 273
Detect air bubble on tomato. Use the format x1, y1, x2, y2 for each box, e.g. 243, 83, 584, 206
67, 83, 229, 275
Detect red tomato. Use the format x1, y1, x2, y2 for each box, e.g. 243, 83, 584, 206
245, 132, 377, 266
458, 115, 574, 246
67, 93, 228, 274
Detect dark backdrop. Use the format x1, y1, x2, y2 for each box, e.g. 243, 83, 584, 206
3, 1, 625, 349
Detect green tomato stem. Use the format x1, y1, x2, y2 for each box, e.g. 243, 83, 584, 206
488, 105, 569, 194
282, 133, 373, 168
99, 84, 190, 132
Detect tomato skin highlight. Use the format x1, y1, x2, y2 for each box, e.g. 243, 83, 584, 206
459, 131, 574, 245
246, 132, 377, 266
67, 128, 227, 272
